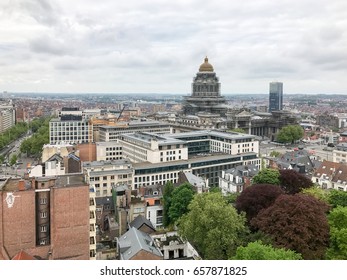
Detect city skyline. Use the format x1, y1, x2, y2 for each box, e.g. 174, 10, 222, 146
1, 0, 347, 94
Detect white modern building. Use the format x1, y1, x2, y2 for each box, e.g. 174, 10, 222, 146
83, 159, 134, 198
98, 120, 171, 142
49, 116, 92, 144
96, 141, 123, 161
119, 132, 188, 164
0, 99, 16, 133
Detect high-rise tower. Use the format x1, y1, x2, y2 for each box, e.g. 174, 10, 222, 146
183, 57, 227, 116
269, 82, 283, 112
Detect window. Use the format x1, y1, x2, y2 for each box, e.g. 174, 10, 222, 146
40, 225, 47, 232
40, 198, 47, 205
40, 212, 48, 219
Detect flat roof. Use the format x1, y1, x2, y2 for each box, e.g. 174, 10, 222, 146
121, 132, 185, 146
165, 130, 255, 140
83, 159, 132, 168
133, 152, 257, 169
54, 174, 87, 187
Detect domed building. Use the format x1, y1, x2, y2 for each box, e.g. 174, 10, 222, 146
183, 57, 227, 117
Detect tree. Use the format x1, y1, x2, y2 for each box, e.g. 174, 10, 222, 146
279, 169, 313, 194
10, 154, 18, 166
276, 125, 304, 144
235, 184, 284, 225
328, 189, 347, 208
232, 241, 302, 260
301, 186, 330, 204
251, 194, 330, 259
162, 181, 175, 227
252, 168, 280, 185
168, 183, 195, 224
179, 192, 247, 259
326, 206, 347, 259
269, 150, 281, 157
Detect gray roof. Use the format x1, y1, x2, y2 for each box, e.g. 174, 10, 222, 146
95, 196, 115, 211
182, 171, 205, 187
166, 129, 255, 140
225, 164, 259, 177
121, 132, 185, 146
274, 150, 314, 172
129, 215, 155, 231
118, 227, 162, 260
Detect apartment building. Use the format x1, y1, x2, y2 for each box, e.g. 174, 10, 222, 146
0, 99, 16, 133
0, 175, 90, 260
83, 159, 134, 198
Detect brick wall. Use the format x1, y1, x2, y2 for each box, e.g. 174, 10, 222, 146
50, 185, 90, 260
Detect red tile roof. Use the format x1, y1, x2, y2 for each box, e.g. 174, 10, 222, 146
11, 250, 36, 260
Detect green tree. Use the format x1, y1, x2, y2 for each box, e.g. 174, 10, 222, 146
326, 206, 347, 259
168, 183, 195, 224
301, 186, 330, 204
0, 155, 4, 164
276, 125, 304, 144
269, 150, 281, 157
232, 241, 302, 260
179, 192, 247, 259
20, 117, 50, 157
10, 154, 18, 166
162, 181, 175, 227
252, 168, 280, 185
328, 189, 347, 208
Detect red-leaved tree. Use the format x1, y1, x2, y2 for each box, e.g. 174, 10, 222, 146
279, 169, 313, 194
251, 194, 330, 259
235, 184, 285, 225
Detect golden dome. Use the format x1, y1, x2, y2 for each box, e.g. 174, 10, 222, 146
199, 57, 214, 72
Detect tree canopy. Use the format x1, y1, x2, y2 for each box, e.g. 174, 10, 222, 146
179, 192, 247, 259
232, 241, 302, 260
301, 186, 330, 204
235, 184, 284, 225
20, 117, 50, 157
276, 125, 304, 144
162, 181, 175, 227
326, 206, 347, 259
328, 189, 347, 208
279, 169, 313, 194
251, 194, 330, 259
168, 183, 195, 224
252, 168, 280, 185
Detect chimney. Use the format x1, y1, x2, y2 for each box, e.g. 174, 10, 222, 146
18, 179, 26, 191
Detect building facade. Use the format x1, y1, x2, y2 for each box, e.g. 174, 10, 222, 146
269, 82, 283, 112
0, 175, 90, 260
0, 99, 16, 133
183, 57, 227, 117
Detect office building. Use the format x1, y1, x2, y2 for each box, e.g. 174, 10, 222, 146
269, 82, 283, 112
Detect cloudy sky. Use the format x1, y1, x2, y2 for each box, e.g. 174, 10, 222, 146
1, 0, 347, 94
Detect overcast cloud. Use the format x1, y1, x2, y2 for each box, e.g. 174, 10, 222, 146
0, 0, 346, 94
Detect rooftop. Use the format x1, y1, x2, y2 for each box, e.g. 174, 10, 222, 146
54, 174, 87, 188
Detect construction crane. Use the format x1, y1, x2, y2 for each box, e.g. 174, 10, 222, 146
116, 105, 126, 122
